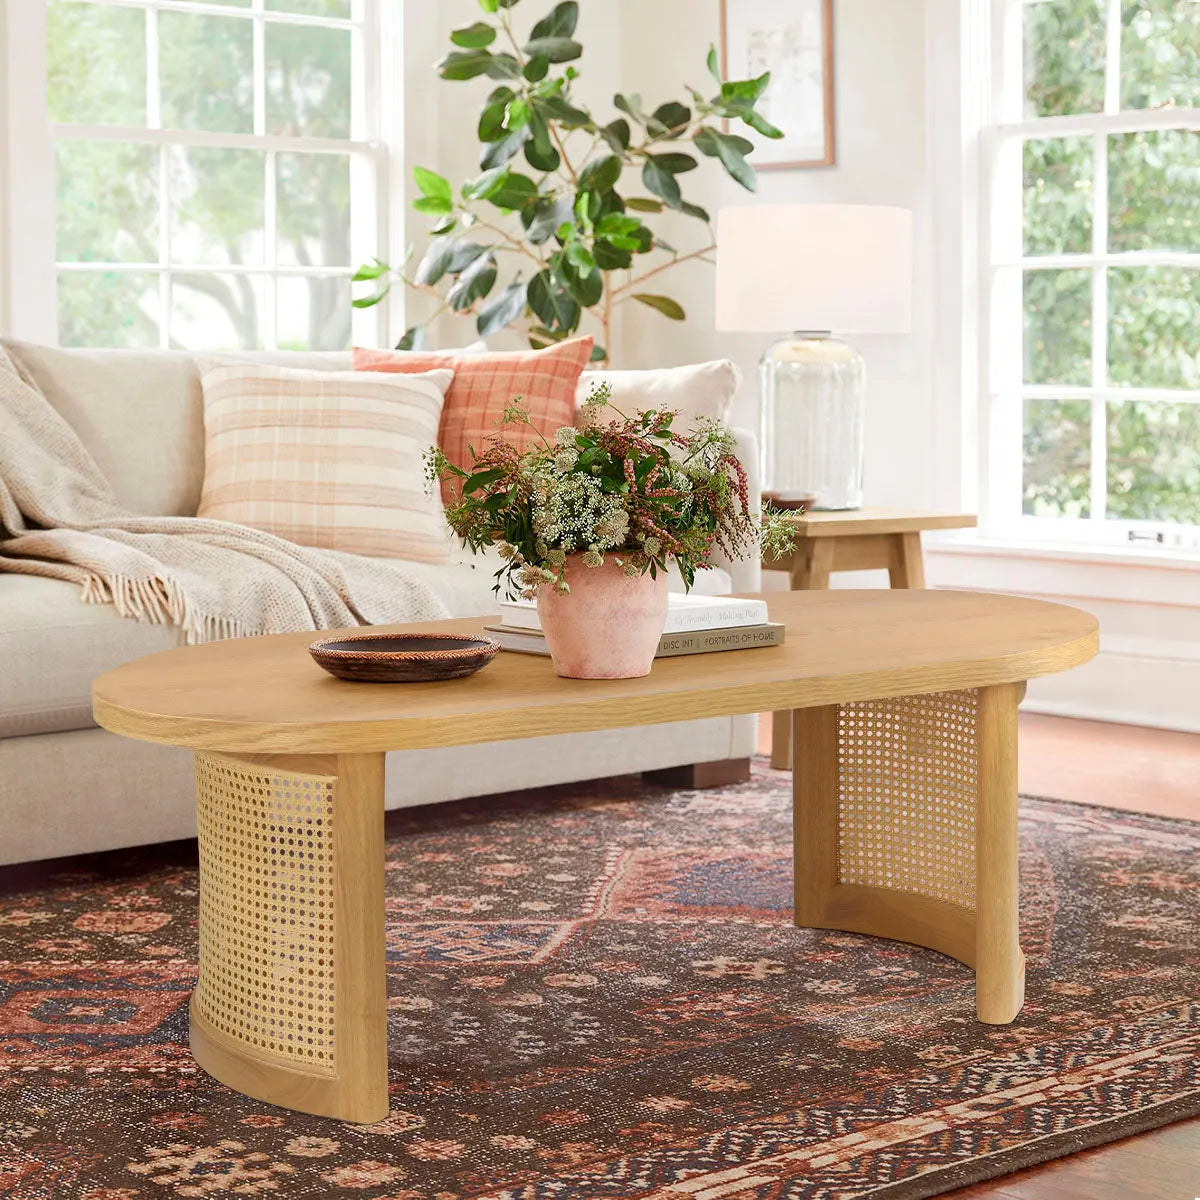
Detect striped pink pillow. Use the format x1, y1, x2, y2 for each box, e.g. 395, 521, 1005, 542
353, 337, 592, 502
196, 360, 454, 563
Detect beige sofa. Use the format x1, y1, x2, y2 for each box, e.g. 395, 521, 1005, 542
0, 339, 759, 866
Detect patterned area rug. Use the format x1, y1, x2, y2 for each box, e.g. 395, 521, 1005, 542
0, 764, 1197, 1200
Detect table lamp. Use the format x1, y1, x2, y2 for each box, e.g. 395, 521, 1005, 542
715, 204, 913, 510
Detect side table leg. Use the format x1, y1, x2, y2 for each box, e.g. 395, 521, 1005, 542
188, 749, 388, 1122
792, 688, 1026, 1024
888, 531, 927, 588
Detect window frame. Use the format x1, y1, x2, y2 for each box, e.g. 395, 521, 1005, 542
2, 0, 396, 352
981, 0, 1200, 552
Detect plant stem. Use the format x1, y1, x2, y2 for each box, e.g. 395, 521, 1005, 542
602, 274, 612, 364
610, 243, 717, 297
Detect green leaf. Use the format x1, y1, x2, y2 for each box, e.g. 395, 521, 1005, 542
741, 108, 785, 139
521, 35, 582, 63
721, 71, 771, 103
485, 53, 523, 79
535, 95, 591, 127
654, 234, 676, 254
478, 0, 499, 12
450, 21, 496, 48
623, 196, 663, 212
593, 238, 632, 270
413, 195, 453, 215
599, 118, 630, 152
447, 251, 498, 310
522, 194, 575, 244
524, 114, 560, 171
578, 154, 622, 193
462, 165, 509, 201
589, 343, 607, 362
641, 158, 681, 207
633, 293, 686, 320
614, 93, 648, 124
595, 211, 642, 234
564, 239, 596, 277
438, 49, 494, 80
530, 1, 578, 39
413, 166, 451, 202
476, 279, 528, 336
706, 43, 722, 84
488, 171, 539, 210
694, 125, 756, 191
431, 214, 457, 234
447, 240, 487, 272
351, 259, 389, 282
528, 268, 580, 332
680, 199, 711, 222
480, 122, 531, 169
522, 55, 549, 82
352, 286, 388, 309
395, 325, 427, 351
563, 259, 602, 306
649, 151, 697, 174
648, 101, 691, 137
414, 236, 456, 286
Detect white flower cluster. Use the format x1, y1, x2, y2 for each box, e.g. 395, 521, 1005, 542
532, 471, 630, 556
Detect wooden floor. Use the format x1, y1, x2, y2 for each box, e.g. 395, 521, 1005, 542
762, 710, 1200, 1199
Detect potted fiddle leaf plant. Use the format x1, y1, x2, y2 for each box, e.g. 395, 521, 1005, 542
355, 0, 784, 363
425, 384, 795, 679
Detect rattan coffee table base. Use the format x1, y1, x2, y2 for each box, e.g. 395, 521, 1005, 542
190, 749, 388, 1123
793, 682, 1026, 1024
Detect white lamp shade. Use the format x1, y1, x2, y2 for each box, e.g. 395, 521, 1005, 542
715, 204, 914, 334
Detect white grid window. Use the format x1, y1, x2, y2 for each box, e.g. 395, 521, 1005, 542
984, 0, 1200, 549
44, 0, 385, 351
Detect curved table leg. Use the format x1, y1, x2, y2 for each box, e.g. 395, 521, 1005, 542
793, 683, 1025, 1024
189, 749, 388, 1122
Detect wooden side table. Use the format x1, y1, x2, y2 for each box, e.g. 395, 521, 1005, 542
764, 508, 977, 770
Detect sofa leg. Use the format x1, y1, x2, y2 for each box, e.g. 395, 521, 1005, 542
644, 758, 752, 789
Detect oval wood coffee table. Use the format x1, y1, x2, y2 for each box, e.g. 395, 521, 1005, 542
92, 589, 1098, 1123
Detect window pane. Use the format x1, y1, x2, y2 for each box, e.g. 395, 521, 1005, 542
277, 276, 351, 349
56, 141, 158, 263
1109, 267, 1200, 388
1024, 0, 1106, 117
1109, 131, 1200, 252
1108, 401, 1200, 522
159, 12, 254, 134
171, 273, 265, 350
1024, 136, 1093, 255
276, 153, 351, 267
266, 23, 352, 138
1023, 397, 1092, 517
1121, 0, 1200, 110
170, 147, 265, 265
58, 271, 159, 348
46, 2, 146, 125
267, 0, 351, 16
1024, 269, 1092, 385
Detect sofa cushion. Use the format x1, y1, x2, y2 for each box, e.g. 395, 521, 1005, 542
0, 574, 183, 737
0, 340, 348, 517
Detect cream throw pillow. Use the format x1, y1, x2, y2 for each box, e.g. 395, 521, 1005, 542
576, 359, 742, 428
197, 360, 454, 564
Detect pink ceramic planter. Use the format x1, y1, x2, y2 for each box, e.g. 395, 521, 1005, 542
537, 555, 670, 679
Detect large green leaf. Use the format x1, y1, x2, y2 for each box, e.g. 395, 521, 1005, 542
648, 101, 691, 137
599, 118, 630, 152
578, 154, 622, 193
462, 165, 509, 201
447, 251, 498, 311
524, 113, 560, 171
530, 1, 578, 39
528, 268, 580, 332
633, 293, 686, 320
647, 151, 697, 175
450, 21, 496, 48
477, 90, 514, 142
413, 236, 456, 286
593, 238, 632, 270
522, 55, 549, 82
535, 95, 591, 128
680, 199, 711, 222
721, 71, 771, 104
740, 108, 784, 139
522, 35, 582, 63
352, 285, 388, 309
447, 240, 487, 273
413, 195, 453, 215
488, 171, 539, 210
693, 126, 756, 191
476, 279, 528, 336
438, 49, 521, 81
642, 158, 681, 207
623, 196, 663, 213
413, 166, 451, 203
480, 123, 531, 169
351, 259, 388, 282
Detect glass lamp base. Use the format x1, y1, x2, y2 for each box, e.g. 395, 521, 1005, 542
759, 332, 866, 511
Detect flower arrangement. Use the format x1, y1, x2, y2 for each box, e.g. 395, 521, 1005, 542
425, 384, 795, 599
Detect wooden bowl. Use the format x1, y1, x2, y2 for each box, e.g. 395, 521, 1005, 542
308, 631, 500, 683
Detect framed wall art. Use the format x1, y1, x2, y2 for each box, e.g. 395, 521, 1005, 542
719, 0, 836, 169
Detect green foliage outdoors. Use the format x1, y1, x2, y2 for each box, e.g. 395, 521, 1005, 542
1021, 0, 1200, 525
47, 1, 352, 350
352, 0, 783, 363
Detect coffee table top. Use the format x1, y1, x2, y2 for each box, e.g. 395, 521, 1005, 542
92, 590, 1097, 755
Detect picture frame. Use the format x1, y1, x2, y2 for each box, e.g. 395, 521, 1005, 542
719, 0, 836, 170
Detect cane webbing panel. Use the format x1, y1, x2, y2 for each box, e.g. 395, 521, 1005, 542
836, 690, 978, 909
194, 752, 337, 1072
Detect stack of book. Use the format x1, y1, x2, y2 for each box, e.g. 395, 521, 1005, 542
485, 593, 784, 659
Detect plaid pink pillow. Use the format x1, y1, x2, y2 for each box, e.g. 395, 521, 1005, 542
353, 337, 592, 502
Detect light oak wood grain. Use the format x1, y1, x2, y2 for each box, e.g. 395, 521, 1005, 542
784, 508, 978, 538
92, 590, 1098, 755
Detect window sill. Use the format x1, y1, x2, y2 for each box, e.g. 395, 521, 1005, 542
925, 530, 1200, 573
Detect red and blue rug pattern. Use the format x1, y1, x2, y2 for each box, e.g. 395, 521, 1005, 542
0, 765, 1197, 1199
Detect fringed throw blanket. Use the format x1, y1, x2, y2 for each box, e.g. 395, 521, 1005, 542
0, 347, 449, 642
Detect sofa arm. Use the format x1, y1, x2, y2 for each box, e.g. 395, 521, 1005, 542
710, 425, 762, 593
